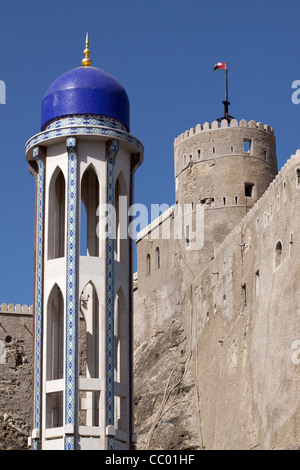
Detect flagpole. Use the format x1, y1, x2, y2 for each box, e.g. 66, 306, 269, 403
216, 62, 234, 123
225, 65, 228, 103
224, 63, 229, 117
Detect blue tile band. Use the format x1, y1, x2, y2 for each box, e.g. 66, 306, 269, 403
25, 124, 144, 155
106, 139, 119, 450
32, 146, 44, 450
65, 136, 78, 450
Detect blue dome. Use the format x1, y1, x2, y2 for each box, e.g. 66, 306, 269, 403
41, 66, 130, 131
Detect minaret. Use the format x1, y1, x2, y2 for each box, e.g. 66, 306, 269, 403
26, 36, 143, 450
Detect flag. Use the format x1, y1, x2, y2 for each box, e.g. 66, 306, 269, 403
213, 62, 227, 71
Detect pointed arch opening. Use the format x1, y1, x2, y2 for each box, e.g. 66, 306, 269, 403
114, 171, 128, 264
79, 282, 100, 427
46, 284, 64, 381
79, 281, 100, 379
48, 168, 66, 260
114, 288, 128, 384
81, 165, 100, 257
45, 284, 64, 429
114, 288, 129, 433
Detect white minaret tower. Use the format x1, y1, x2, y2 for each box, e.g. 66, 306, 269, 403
26, 35, 143, 450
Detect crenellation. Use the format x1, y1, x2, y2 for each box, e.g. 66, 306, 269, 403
0, 303, 33, 315
174, 118, 275, 146
257, 122, 264, 131
264, 124, 271, 133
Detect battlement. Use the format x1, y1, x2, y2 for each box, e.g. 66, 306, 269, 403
174, 117, 277, 180
0, 303, 33, 315
174, 119, 274, 147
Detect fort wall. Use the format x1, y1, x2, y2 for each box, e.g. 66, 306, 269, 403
188, 148, 300, 449
0, 304, 33, 448
134, 147, 300, 449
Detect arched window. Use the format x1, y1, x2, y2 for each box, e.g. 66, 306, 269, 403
81, 166, 100, 257
146, 254, 151, 276
46, 284, 64, 429
79, 282, 100, 379
114, 172, 127, 264
48, 168, 65, 260
275, 241, 282, 269
114, 289, 128, 384
47, 284, 64, 381
79, 282, 100, 427
114, 288, 128, 432
156, 247, 160, 269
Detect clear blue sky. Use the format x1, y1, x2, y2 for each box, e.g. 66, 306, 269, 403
0, 0, 299, 305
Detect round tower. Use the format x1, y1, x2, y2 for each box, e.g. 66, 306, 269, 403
174, 118, 277, 275
26, 36, 143, 451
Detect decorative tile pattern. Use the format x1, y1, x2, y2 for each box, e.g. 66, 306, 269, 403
65, 435, 74, 451
25, 122, 144, 155
45, 114, 127, 132
32, 146, 44, 450
65, 137, 77, 451
106, 139, 119, 450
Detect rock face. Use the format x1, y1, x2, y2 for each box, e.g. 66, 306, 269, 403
134, 304, 201, 450
0, 306, 33, 450
0, 414, 30, 450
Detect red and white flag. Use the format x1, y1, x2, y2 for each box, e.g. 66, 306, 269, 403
213, 62, 227, 71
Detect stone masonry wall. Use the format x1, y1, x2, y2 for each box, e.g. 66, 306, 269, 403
190, 149, 300, 449
0, 304, 33, 449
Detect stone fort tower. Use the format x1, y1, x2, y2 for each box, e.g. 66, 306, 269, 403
136, 118, 277, 296
173, 118, 278, 274
25, 37, 143, 450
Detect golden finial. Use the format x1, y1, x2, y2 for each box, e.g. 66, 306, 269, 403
82, 33, 92, 67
